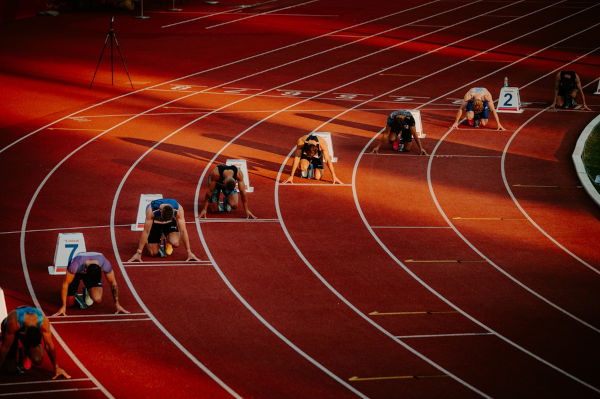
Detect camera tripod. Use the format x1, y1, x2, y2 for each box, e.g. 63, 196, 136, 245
89, 16, 134, 89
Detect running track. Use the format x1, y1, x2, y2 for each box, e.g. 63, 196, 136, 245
0, 0, 599, 397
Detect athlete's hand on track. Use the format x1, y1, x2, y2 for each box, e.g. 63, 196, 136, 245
52, 307, 67, 317
127, 252, 142, 262
281, 176, 294, 184
186, 252, 200, 262
115, 304, 130, 314
53, 367, 71, 380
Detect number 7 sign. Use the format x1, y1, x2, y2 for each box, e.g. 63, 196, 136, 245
48, 233, 86, 275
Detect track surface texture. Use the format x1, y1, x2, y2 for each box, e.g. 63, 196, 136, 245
1, 0, 599, 398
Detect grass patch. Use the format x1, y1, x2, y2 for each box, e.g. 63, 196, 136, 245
582, 122, 600, 194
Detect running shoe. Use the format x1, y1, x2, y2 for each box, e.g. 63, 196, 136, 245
83, 287, 94, 307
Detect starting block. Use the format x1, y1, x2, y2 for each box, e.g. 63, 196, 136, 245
48, 233, 86, 275
313, 132, 338, 162
497, 86, 523, 113
0, 287, 7, 327
226, 159, 253, 193
408, 109, 426, 138
131, 194, 163, 231
594, 79, 600, 95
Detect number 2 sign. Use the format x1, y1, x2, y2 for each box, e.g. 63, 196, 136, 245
497, 87, 523, 113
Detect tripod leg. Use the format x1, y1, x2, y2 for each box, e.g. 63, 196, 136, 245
89, 33, 111, 89
110, 32, 114, 85
112, 34, 135, 89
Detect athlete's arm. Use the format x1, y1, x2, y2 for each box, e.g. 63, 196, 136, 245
199, 170, 218, 218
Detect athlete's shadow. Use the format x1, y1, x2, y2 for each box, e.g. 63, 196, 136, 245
294, 112, 379, 132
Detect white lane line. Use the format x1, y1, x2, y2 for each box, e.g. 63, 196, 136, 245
16, 4, 448, 397
397, 332, 494, 339
1, 0, 442, 156
48, 313, 148, 319
0, 378, 91, 387
269, 0, 600, 393
51, 318, 152, 324
0, 388, 99, 397
371, 226, 451, 229
161, 5, 252, 28
205, 0, 318, 29
197, 218, 280, 222
123, 262, 213, 267
110, 3, 461, 397
500, 68, 600, 276
189, 3, 502, 398
302, 0, 600, 334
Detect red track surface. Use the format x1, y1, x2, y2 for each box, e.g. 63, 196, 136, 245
1, 0, 599, 398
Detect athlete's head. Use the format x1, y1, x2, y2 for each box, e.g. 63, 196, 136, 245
224, 176, 236, 192
161, 204, 174, 221
85, 263, 102, 285
472, 99, 484, 114
22, 326, 42, 348
306, 143, 318, 157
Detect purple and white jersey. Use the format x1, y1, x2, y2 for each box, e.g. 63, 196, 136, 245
67, 252, 112, 274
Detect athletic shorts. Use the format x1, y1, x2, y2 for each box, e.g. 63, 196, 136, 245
67, 273, 103, 297
208, 177, 238, 203
147, 220, 178, 244
390, 126, 412, 143
466, 100, 490, 120
300, 153, 324, 169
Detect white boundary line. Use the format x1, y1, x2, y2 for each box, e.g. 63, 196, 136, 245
499, 76, 600, 276
194, 4, 540, 397
10, 1, 596, 398
108, 2, 472, 397
0, 378, 91, 387
396, 332, 494, 339
0, 387, 99, 397
11, 2, 447, 398
51, 318, 152, 324
270, 0, 600, 394
205, 0, 318, 29
0, 0, 443, 156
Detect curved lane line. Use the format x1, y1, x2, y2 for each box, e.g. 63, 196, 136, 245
306, 8, 600, 333
13, 3, 467, 397
500, 64, 600, 276
0, 0, 441, 156
12, 3, 451, 394
271, 1, 600, 394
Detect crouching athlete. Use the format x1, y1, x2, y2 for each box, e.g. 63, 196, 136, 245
282, 134, 343, 184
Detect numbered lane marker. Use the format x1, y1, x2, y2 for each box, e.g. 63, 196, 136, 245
313, 132, 338, 162
226, 159, 254, 193
595, 79, 600, 95
131, 194, 163, 231
408, 109, 426, 138
48, 233, 87, 275
497, 86, 523, 113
